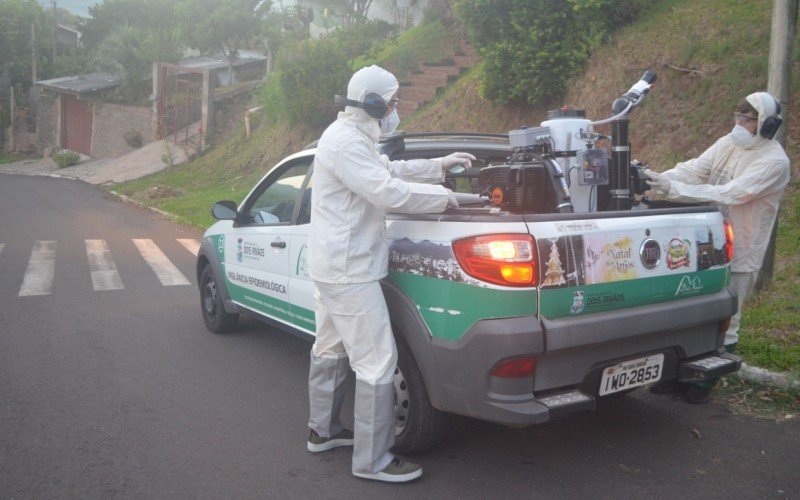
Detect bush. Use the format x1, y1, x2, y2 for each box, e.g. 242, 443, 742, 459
262, 40, 352, 127
52, 150, 81, 168
455, 0, 648, 104
262, 22, 392, 127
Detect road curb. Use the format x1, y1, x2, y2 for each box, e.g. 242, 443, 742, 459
109, 190, 174, 218
736, 362, 799, 390
44, 173, 76, 180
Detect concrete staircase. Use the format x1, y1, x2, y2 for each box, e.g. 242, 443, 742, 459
396, 43, 480, 118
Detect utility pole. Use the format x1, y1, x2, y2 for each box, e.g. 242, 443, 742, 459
52, 0, 57, 63
31, 23, 37, 83
757, 0, 798, 291
767, 0, 798, 147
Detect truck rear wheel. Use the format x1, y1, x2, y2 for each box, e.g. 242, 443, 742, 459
392, 336, 444, 454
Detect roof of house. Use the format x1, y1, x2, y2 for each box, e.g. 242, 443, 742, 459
177, 50, 267, 71
36, 73, 122, 97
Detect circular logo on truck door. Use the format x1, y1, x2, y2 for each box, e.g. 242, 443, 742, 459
639, 238, 661, 269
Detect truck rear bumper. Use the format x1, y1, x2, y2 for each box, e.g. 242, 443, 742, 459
483, 351, 741, 425
428, 288, 737, 427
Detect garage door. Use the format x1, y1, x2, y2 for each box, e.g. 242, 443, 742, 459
62, 94, 93, 156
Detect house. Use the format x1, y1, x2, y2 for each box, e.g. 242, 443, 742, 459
35, 73, 122, 156
176, 50, 267, 87
35, 73, 151, 159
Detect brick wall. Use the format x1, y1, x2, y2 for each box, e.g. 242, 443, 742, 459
35, 92, 58, 154
11, 109, 37, 152
90, 103, 153, 159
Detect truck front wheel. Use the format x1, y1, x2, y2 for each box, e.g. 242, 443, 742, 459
392, 336, 444, 454
200, 264, 239, 334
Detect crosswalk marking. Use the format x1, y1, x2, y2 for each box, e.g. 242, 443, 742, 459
132, 239, 191, 286
86, 240, 124, 291
19, 241, 57, 296
1, 238, 199, 295
177, 238, 200, 256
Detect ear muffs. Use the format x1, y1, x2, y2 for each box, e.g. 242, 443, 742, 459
333, 92, 388, 119
760, 96, 783, 139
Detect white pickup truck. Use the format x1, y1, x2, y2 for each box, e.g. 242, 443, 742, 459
196, 75, 741, 453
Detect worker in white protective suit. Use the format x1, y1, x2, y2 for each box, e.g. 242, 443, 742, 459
306, 65, 475, 483
645, 91, 790, 402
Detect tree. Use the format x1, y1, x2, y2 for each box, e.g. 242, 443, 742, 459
73, 0, 183, 103
177, 0, 268, 85
0, 0, 51, 87
340, 0, 374, 25
93, 25, 182, 101
261, 5, 313, 74
0, 0, 52, 136
79, 0, 178, 53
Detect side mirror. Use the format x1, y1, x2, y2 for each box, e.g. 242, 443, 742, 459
211, 200, 238, 220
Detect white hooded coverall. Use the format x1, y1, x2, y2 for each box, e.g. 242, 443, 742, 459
660, 92, 791, 345
307, 65, 450, 475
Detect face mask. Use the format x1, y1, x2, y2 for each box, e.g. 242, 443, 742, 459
380, 108, 400, 135
730, 123, 758, 148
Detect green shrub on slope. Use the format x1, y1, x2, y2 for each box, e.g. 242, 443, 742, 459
455, 0, 647, 104
261, 20, 397, 126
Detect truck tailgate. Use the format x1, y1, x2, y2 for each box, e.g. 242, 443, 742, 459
529, 210, 730, 320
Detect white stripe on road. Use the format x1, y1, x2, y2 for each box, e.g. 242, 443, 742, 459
85, 240, 124, 291
0, 243, 4, 256
132, 239, 191, 286
176, 238, 200, 256
19, 241, 57, 296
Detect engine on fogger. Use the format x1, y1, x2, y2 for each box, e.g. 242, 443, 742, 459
480, 70, 657, 214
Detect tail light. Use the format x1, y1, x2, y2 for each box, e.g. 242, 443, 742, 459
452, 233, 538, 287
723, 221, 734, 263
491, 356, 537, 378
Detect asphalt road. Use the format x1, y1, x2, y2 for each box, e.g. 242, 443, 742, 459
1, 174, 798, 498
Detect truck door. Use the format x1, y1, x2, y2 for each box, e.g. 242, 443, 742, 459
288, 171, 316, 335
225, 159, 311, 325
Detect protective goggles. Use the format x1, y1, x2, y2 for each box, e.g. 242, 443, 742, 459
734, 113, 757, 124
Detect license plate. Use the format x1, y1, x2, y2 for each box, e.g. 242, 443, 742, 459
599, 353, 664, 396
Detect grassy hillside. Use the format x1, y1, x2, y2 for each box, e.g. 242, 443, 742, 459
113, 0, 798, 374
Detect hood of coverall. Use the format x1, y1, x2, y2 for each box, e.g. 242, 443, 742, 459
743, 91, 780, 149
346, 65, 399, 110
339, 65, 399, 141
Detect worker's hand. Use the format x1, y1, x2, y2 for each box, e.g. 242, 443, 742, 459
446, 189, 459, 208
645, 169, 671, 195
442, 152, 476, 173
